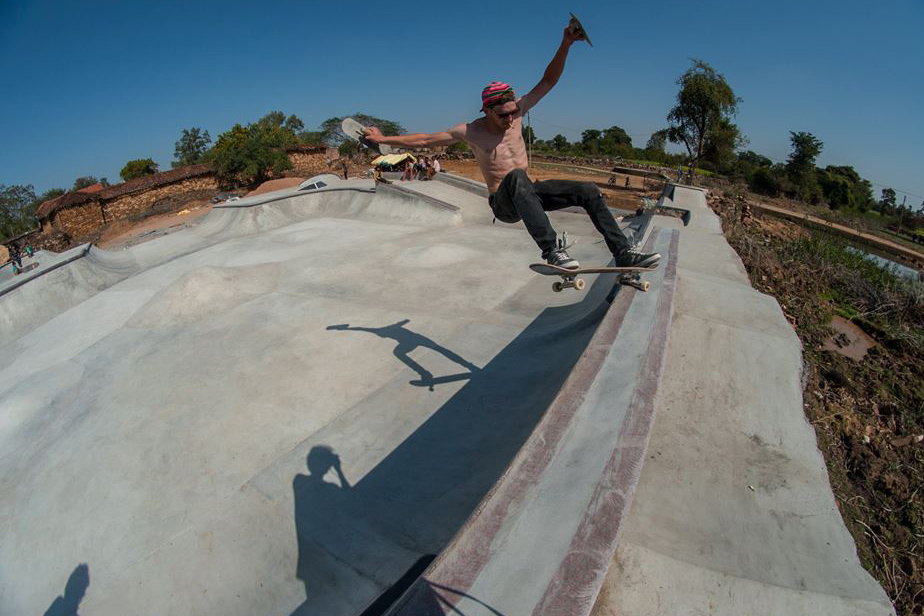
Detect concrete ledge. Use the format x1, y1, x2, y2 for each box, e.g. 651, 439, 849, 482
388, 228, 679, 615
433, 172, 490, 198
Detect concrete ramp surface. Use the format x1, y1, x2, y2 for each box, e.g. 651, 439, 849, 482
0, 179, 893, 616
0, 179, 664, 615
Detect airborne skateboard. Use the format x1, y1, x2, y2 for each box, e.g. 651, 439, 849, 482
568, 12, 593, 47
341, 117, 394, 155
530, 263, 656, 292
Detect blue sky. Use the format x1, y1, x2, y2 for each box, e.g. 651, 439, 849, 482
1, 0, 922, 204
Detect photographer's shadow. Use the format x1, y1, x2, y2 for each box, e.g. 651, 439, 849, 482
43, 563, 89, 616
327, 320, 480, 391
290, 446, 419, 615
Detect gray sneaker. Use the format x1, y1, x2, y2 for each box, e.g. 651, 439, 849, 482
547, 249, 579, 269
613, 247, 660, 268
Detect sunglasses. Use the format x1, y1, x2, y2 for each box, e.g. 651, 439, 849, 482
492, 105, 520, 119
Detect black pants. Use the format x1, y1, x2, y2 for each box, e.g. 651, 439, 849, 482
489, 169, 630, 259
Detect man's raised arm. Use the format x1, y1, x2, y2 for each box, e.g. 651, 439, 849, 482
518, 24, 585, 113
363, 124, 465, 149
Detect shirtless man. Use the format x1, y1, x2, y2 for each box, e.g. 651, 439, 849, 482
363, 23, 660, 270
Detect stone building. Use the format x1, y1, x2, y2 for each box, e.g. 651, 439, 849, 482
286, 145, 334, 177
33, 148, 335, 246
36, 164, 217, 241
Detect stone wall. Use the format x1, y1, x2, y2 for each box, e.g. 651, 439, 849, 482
104, 176, 218, 222
54, 202, 106, 240
287, 151, 330, 177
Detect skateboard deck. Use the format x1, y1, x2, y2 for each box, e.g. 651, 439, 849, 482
530, 263, 655, 292
341, 117, 394, 155
568, 12, 593, 47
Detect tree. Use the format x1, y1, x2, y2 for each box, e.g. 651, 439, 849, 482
522, 125, 536, 145
786, 131, 823, 172
551, 134, 569, 151
702, 117, 746, 172
258, 111, 305, 134
120, 158, 159, 182
737, 150, 772, 168
599, 126, 632, 157
785, 132, 824, 203
646, 130, 667, 153
0, 184, 38, 240
338, 140, 358, 157
73, 176, 99, 190
748, 165, 785, 197
602, 126, 632, 146
447, 141, 470, 155
818, 166, 873, 211
879, 188, 898, 215
173, 127, 212, 168
299, 131, 326, 145
581, 129, 602, 154
211, 117, 297, 188
319, 114, 405, 146
665, 59, 741, 182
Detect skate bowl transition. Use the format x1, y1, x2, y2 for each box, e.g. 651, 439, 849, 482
0, 177, 894, 615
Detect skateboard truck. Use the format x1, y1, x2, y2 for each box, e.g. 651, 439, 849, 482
551, 272, 648, 293
616, 272, 650, 292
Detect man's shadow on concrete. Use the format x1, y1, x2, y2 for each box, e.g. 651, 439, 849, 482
327, 319, 480, 391
294, 275, 617, 615
290, 446, 431, 616
43, 563, 89, 616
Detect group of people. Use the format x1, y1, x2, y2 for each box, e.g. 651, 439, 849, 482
372, 155, 442, 183
401, 156, 441, 181
4, 242, 34, 274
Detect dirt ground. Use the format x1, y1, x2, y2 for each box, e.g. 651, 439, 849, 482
245, 177, 305, 196
96, 201, 213, 249
439, 159, 656, 210
712, 196, 924, 615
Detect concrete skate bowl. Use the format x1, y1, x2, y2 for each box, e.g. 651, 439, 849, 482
0, 181, 676, 616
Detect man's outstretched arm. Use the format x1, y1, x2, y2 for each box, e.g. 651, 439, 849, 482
364, 124, 465, 149
518, 25, 584, 113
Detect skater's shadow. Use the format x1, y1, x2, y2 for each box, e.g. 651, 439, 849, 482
43, 563, 89, 616
293, 276, 615, 614
326, 320, 480, 390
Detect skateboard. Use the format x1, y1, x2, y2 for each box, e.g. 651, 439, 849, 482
568, 12, 593, 47
341, 117, 394, 155
530, 263, 655, 292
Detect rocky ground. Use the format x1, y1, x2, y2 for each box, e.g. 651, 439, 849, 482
711, 193, 924, 615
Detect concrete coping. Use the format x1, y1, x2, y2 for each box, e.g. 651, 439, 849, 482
387, 228, 680, 616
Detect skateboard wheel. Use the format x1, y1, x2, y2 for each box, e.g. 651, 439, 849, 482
641, 281, 650, 292
574, 278, 586, 290
553, 282, 564, 292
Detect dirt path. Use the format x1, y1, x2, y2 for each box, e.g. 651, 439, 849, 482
97, 203, 213, 250
439, 159, 655, 210
750, 200, 924, 270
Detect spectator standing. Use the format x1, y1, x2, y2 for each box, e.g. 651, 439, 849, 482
403, 158, 413, 181
8, 243, 23, 273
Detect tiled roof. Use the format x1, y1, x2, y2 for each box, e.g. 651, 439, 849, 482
37, 164, 214, 220
98, 164, 213, 199
36, 191, 99, 219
